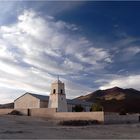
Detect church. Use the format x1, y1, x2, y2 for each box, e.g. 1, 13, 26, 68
14, 78, 92, 112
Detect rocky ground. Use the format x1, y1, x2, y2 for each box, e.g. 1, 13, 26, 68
0, 115, 140, 139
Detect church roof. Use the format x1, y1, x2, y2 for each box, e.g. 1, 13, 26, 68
15, 92, 92, 106
29, 93, 49, 101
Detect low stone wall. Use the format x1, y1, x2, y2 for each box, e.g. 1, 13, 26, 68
16, 109, 28, 115
0, 108, 139, 124
30, 108, 56, 118
104, 112, 139, 124
0, 109, 29, 115
0, 109, 13, 115
52, 111, 104, 122
0, 108, 56, 117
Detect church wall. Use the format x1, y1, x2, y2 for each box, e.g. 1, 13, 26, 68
14, 94, 40, 109
48, 93, 58, 108
49, 93, 67, 112
40, 101, 48, 108
57, 94, 67, 112
51, 83, 65, 94
49, 81, 67, 112
67, 104, 74, 112
85, 106, 91, 112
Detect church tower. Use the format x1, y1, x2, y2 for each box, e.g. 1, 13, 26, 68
48, 77, 68, 112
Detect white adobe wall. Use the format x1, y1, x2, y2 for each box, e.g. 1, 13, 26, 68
57, 94, 67, 112
53, 111, 104, 122
48, 81, 67, 112
51, 82, 65, 94
67, 104, 74, 112
40, 100, 48, 108
85, 106, 91, 112
48, 93, 58, 108
48, 93, 67, 112
14, 94, 40, 109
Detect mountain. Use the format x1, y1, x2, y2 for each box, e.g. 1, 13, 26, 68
0, 103, 14, 109
76, 87, 140, 113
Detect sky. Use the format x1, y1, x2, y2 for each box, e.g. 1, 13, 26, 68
0, 1, 140, 103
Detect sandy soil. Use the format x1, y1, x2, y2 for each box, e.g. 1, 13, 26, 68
0, 115, 140, 139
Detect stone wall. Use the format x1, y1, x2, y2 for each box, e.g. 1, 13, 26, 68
104, 112, 139, 124
40, 101, 48, 108
52, 111, 104, 122
0, 108, 139, 124
29, 108, 56, 118
16, 109, 28, 115
0, 109, 104, 122
0, 109, 29, 115
0, 109, 13, 115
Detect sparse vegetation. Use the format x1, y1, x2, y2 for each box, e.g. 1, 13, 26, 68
119, 108, 127, 115
59, 120, 99, 126
90, 103, 103, 111
72, 104, 84, 112
76, 87, 140, 113
8, 110, 22, 115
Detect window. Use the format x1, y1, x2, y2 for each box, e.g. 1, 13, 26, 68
53, 89, 56, 94
60, 89, 63, 94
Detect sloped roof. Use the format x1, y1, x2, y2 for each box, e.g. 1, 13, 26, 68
15, 92, 92, 106
29, 93, 49, 101
30, 93, 92, 106
14, 92, 49, 102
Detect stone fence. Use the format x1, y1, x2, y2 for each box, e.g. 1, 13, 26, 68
0, 108, 139, 124
53, 112, 104, 122
104, 112, 139, 124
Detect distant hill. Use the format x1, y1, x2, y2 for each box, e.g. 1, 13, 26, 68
0, 103, 14, 109
76, 87, 140, 113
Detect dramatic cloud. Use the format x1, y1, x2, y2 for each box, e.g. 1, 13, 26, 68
0, 10, 111, 102
0, 7, 139, 104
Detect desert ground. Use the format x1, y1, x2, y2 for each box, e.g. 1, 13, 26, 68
0, 115, 140, 139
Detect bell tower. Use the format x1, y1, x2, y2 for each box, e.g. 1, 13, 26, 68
48, 77, 68, 112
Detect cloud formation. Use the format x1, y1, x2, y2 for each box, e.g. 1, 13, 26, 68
0, 1, 140, 103
0, 10, 112, 102
0, 9, 139, 103
100, 75, 140, 90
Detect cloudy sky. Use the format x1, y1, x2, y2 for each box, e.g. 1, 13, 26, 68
0, 1, 140, 103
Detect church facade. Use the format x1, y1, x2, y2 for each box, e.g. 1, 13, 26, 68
14, 79, 92, 112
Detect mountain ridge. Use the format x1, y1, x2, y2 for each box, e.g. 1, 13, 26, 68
76, 87, 140, 113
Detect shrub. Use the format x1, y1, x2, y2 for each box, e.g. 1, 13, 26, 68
90, 103, 103, 111
8, 110, 22, 115
119, 108, 127, 115
59, 120, 99, 126
72, 104, 84, 112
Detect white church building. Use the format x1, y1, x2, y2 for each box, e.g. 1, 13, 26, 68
14, 79, 92, 112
